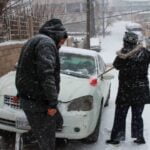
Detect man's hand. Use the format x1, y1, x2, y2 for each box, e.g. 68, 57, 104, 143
47, 108, 57, 116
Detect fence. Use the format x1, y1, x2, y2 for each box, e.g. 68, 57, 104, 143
0, 15, 46, 42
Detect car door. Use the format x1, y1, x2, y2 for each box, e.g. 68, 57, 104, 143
97, 55, 110, 101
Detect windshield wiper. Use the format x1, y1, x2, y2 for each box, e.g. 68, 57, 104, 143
61, 70, 89, 78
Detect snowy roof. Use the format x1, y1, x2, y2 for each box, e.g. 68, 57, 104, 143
90, 37, 100, 46
139, 11, 150, 15
126, 22, 142, 29
0, 40, 26, 46
60, 46, 98, 57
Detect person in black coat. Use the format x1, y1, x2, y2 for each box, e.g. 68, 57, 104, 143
15, 19, 68, 150
106, 32, 150, 145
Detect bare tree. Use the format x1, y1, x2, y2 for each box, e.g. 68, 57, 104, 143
0, 0, 9, 15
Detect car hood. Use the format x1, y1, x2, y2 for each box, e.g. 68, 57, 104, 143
58, 74, 94, 102
0, 72, 95, 104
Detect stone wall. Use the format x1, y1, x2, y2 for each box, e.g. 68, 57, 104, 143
0, 43, 23, 76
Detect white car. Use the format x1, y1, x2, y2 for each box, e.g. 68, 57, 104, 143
0, 47, 113, 148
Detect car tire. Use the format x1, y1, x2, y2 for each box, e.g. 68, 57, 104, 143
82, 100, 103, 144
104, 85, 111, 107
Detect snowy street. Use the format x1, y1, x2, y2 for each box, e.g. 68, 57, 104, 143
1, 21, 150, 150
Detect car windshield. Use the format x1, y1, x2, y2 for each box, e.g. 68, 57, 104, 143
60, 52, 96, 78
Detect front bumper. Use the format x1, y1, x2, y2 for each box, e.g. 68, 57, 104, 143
0, 106, 28, 133
56, 110, 95, 140
0, 106, 95, 140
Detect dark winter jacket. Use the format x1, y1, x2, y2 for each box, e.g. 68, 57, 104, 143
16, 19, 67, 112
113, 47, 150, 105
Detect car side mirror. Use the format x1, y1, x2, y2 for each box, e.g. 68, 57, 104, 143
102, 73, 114, 80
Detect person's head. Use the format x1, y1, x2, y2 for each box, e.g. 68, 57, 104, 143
39, 18, 68, 48
123, 32, 138, 48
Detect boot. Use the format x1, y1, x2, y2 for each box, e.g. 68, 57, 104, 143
106, 139, 120, 145
134, 137, 146, 144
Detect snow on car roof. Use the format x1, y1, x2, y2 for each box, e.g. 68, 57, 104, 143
60, 46, 98, 57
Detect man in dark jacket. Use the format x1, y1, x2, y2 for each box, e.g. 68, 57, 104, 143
15, 19, 68, 150
106, 32, 150, 145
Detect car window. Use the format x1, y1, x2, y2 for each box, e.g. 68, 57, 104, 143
97, 55, 106, 74
60, 52, 96, 77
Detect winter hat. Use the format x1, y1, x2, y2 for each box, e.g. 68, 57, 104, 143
39, 19, 68, 44
123, 32, 138, 45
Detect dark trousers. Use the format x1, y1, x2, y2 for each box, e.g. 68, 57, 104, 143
111, 104, 144, 141
24, 110, 56, 150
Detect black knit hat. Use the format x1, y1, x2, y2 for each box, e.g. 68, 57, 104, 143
39, 19, 68, 44
42, 19, 65, 31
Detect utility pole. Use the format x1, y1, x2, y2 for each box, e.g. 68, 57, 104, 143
102, 0, 105, 37
90, 0, 96, 37
86, 0, 91, 49
130, 1, 133, 21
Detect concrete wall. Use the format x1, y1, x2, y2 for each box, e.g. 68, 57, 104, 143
0, 43, 23, 76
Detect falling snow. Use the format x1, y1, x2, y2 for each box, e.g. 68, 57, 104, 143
0, 21, 150, 150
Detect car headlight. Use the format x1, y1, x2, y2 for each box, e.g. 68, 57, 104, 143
68, 95, 93, 111
16, 117, 31, 130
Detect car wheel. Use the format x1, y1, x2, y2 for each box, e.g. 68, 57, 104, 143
104, 85, 111, 107
82, 100, 103, 144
